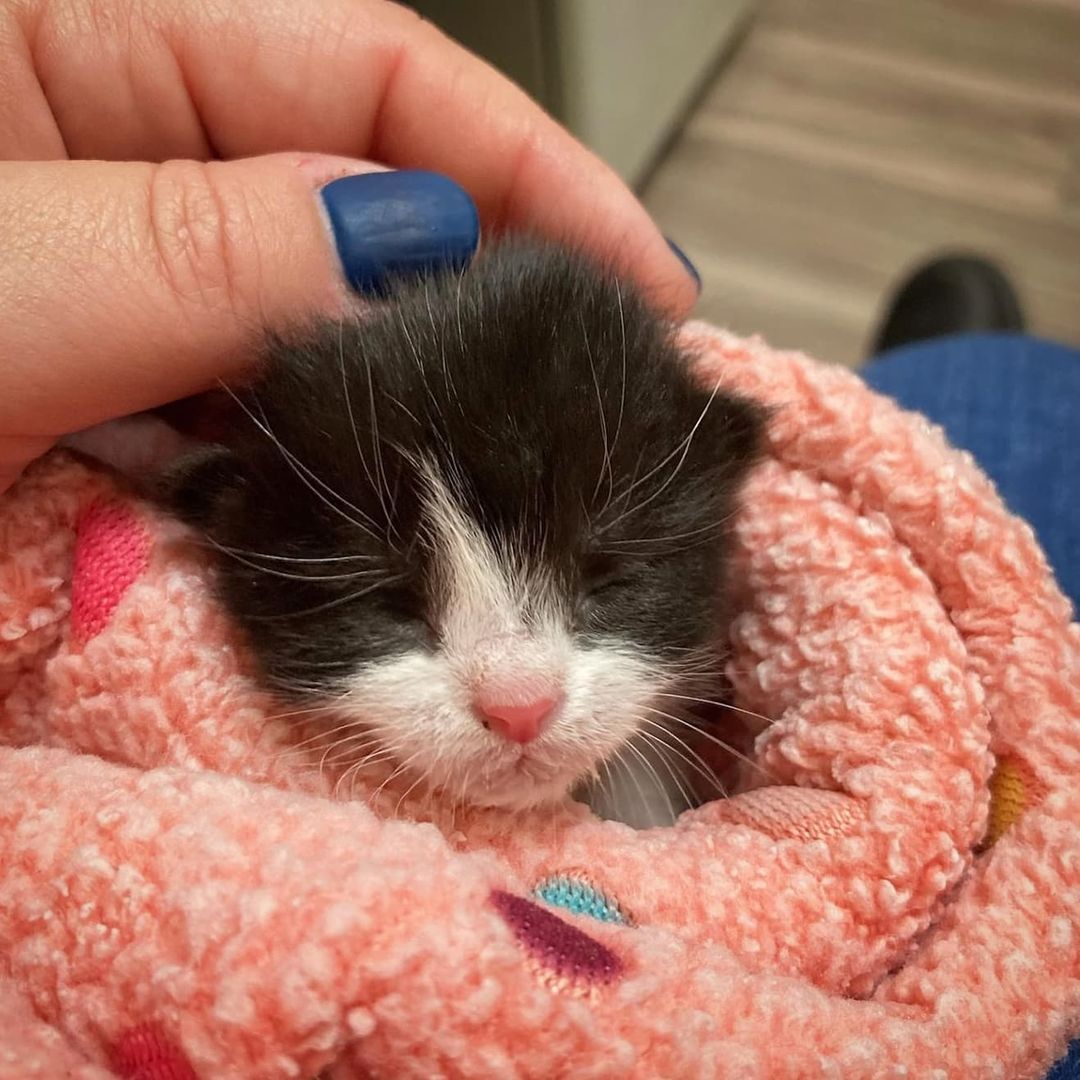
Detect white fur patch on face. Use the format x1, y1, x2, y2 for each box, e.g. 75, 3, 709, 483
341, 638, 659, 810
419, 457, 518, 643
418, 458, 569, 708
335, 457, 668, 810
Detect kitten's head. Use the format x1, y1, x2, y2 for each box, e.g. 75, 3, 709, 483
167, 241, 764, 810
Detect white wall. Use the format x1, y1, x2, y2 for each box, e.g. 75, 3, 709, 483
551, 0, 753, 184
408, 0, 754, 187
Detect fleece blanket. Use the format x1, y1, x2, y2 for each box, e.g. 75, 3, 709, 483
1, 325, 1078, 1080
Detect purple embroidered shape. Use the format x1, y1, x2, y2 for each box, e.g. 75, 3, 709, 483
491, 889, 624, 992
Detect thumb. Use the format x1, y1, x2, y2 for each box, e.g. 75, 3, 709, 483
0, 155, 478, 492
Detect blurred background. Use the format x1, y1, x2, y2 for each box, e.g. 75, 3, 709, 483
408, 0, 1080, 367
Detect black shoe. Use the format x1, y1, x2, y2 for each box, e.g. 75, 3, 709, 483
870, 254, 1025, 357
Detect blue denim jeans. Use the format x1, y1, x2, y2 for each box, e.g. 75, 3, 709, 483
863, 332, 1079, 1079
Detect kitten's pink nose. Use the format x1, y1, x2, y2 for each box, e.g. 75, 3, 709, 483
476, 696, 558, 744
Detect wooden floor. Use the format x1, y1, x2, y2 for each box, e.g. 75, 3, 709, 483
642, 0, 1080, 367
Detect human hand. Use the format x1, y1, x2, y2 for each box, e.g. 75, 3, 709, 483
0, 0, 698, 494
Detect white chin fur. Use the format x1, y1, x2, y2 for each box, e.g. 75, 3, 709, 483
337, 639, 660, 812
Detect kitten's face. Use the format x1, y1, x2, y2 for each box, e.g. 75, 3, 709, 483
303, 456, 680, 810
168, 243, 763, 810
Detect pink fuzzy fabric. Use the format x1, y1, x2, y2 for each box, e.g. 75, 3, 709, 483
1, 326, 1077, 1079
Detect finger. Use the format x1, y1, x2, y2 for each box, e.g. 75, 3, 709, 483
0, 13, 67, 159
0, 155, 478, 493
18, 0, 697, 314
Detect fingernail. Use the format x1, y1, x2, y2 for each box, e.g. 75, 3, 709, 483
666, 237, 701, 293
320, 170, 480, 296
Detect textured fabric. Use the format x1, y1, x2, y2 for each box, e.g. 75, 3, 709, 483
0, 326, 1077, 1078
864, 331, 1080, 1080
864, 332, 1080, 610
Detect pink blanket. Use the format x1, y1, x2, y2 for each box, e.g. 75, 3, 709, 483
2, 325, 1077, 1079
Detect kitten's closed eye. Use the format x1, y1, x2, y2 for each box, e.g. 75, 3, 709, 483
581, 553, 631, 597
378, 585, 433, 633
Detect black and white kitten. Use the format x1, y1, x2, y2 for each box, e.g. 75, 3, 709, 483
164, 240, 765, 820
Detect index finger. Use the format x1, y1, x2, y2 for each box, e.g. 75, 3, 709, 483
39, 0, 699, 315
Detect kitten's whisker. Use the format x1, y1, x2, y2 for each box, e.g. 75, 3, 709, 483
594, 756, 618, 821
272, 660, 369, 673
336, 743, 404, 800
596, 277, 628, 519
427, 276, 463, 416
365, 754, 419, 806
383, 390, 422, 427
241, 574, 406, 622
601, 379, 723, 532
397, 308, 437, 411
623, 738, 678, 825
302, 747, 386, 780
267, 679, 352, 698
393, 770, 429, 820
209, 545, 378, 565
218, 380, 381, 538
598, 513, 737, 551
453, 264, 470, 417
614, 747, 654, 826
584, 313, 613, 507
636, 718, 727, 800
261, 702, 348, 727
316, 730, 379, 772
362, 342, 402, 545
635, 728, 698, 812
339, 321, 392, 541
453, 764, 474, 829
654, 692, 779, 729
335, 751, 381, 802
202, 537, 387, 583
276, 727, 367, 761
642, 705, 777, 782
319, 744, 393, 783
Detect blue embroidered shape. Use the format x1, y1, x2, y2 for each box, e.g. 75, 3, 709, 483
533, 874, 632, 926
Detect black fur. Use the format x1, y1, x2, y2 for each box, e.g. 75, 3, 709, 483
164, 240, 765, 699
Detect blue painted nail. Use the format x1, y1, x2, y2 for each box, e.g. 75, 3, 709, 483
320, 170, 480, 296
666, 237, 701, 292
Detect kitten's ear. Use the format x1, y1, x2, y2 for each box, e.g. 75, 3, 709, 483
157, 445, 246, 529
